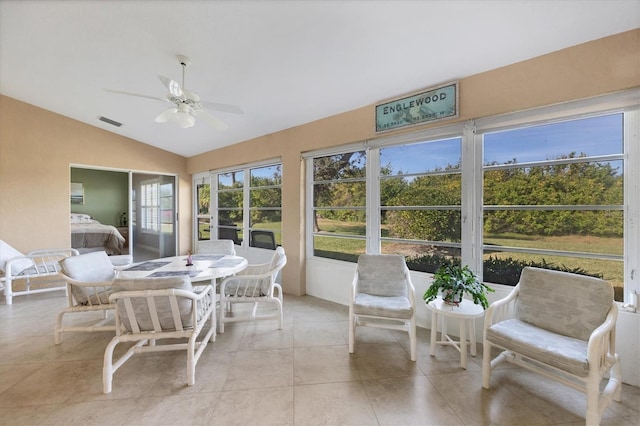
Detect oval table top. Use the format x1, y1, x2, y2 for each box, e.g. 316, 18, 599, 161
117, 254, 247, 283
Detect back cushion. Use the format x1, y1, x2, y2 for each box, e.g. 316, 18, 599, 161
0, 240, 32, 275
112, 276, 195, 332
516, 267, 613, 341
60, 251, 115, 282
59, 251, 115, 305
357, 255, 408, 297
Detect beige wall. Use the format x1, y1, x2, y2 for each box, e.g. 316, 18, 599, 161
187, 29, 640, 296
0, 97, 191, 254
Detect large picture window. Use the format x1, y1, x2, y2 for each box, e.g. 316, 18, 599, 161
481, 114, 624, 297
306, 94, 638, 303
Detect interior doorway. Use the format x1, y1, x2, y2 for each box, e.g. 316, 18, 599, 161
70, 167, 177, 262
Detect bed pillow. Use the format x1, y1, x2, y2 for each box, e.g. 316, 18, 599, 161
70, 214, 93, 223
0, 240, 33, 276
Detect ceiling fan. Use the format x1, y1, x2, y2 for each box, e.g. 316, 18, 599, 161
105, 55, 243, 129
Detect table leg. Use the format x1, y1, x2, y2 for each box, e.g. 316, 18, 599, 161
430, 310, 437, 356
470, 318, 477, 357
460, 319, 467, 369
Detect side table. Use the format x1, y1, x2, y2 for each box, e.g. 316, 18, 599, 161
426, 297, 485, 369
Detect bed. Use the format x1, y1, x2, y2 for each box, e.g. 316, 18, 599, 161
70, 214, 125, 255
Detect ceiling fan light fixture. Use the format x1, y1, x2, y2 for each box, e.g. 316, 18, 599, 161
174, 111, 196, 128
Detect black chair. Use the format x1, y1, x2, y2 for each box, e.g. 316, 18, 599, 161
250, 230, 276, 249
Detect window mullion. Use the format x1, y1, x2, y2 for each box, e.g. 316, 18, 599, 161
367, 147, 380, 254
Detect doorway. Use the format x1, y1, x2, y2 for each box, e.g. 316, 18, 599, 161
70, 167, 177, 262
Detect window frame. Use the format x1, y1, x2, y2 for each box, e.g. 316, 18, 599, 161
195, 158, 282, 250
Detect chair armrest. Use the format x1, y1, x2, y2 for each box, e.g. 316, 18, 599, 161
484, 285, 519, 334
350, 270, 359, 305
587, 302, 619, 369
405, 269, 416, 305
26, 248, 79, 257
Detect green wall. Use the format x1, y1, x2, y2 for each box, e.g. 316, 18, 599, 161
70, 168, 128, 226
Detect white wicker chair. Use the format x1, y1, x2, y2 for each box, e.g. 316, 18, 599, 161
349, 254, 417, 361
103, 276, 216, 394
195, 239, 236, 256
55, 251, 118, 344
0, 240, 79, 305
483, 267, 622, 426
218, 246, 286, 333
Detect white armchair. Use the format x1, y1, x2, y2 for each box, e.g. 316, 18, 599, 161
55, 251, 118, 344
482, 267, 622, 426
349, 254, 416, 361
218, 246, 286, 333
0, 239, 78, 305
103, 276, 216, 394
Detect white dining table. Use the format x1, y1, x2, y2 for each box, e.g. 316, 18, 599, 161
117, 254, 248, 283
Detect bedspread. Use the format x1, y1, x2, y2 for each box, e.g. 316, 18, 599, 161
71, 222, 125, 254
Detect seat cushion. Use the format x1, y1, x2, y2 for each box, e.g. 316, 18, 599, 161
353, 293, 413, 319
486, 318, 590, 377
59, 251, 116, 305
516, 267, 613, 341
112, 276, 202, 332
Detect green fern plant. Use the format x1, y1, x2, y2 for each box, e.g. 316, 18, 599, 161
423, 264, 494, 309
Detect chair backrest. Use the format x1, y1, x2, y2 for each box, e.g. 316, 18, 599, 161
250, 230, 276, 249
516, 267, 614, 341
59, 251, 116, 304
111, 276, 197, 333
226, 247, 287, 297
356, 254, 408, 297
196, 240, 236, 255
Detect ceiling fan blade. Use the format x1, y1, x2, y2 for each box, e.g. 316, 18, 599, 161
193, 109, 228, 130
154, 107, 178, 123
200, 101, 244, 115
158, 75, 185, 100
104, 88, 168, 103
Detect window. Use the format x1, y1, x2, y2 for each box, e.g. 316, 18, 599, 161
217, 170, 244, 245
195, 180, 210, 241
481, 114, 624, 298
380, 138, 462, 271
198, 161, 282, 249
311, 150, 366, 261
140, 180, 159, 233
306, 91, 638, 303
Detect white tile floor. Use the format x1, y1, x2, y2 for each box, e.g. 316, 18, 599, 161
1, 289, 638, 425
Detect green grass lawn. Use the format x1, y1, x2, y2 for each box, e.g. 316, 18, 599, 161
314, 218, 624, 288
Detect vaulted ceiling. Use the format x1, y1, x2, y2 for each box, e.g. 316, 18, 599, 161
1, 1, 638, 157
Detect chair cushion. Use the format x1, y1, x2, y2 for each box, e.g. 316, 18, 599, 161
59, 251, 116, 305
516, 267, 613, 341
486, 318, 590, 377
112, 276, 203, 332
0, 240, 33, 276
353, 293, 413, 319
196, 240, 235, 255
59, 251, 115, 282
357, 254, 408, 297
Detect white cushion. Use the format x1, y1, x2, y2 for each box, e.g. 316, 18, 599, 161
356, 254, 408, 297
59, 251, 116, 305
0, 240, 33, 276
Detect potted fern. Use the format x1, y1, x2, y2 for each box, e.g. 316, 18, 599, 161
423, 264, 494, 309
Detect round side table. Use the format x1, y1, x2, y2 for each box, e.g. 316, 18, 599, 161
426, 297, 485, 369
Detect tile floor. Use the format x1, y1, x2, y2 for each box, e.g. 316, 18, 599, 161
0, 290, 638, 425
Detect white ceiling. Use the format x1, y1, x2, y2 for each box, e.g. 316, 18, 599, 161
1, 1, 639, 158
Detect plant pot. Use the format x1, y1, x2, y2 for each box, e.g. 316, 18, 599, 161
442, 290, 462, 306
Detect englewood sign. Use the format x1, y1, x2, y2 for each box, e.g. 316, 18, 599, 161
375, 82, 458, 132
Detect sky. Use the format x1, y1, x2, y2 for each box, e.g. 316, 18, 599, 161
380, 113, 623, 174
